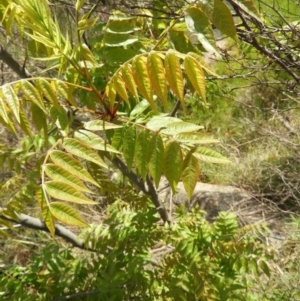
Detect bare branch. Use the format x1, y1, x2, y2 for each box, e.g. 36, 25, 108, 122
0, 211, 95, 251
0, 44, 31, 79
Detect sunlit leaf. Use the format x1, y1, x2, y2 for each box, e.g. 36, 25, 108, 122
123, 126, 136, 170
31, 103, 48, 138
19, 107, 32, 137
105, 81, 116, 111
74, 130, 120, 154
165, 52, 184, 105
193, 147, 230, 164
130, 99, 150, 118
164, 141, 183, 193
50, 202, 88, 227
44, 164, 93, 193
121, 63, 139, 102
174, 133, 218, 144
161, 121, 203, 135
44, 181, 97, 204
2, 84, 20, 123
113, 73, 129, 106
147, 52, 168, 110
62, 138, 108, 168
212, 0, 238, 41
148, 134, 164, 188
146, 116, 182, 132
21, 80, 46, 112
182, 152, 200, 200
37, 78, 60, 110
55, 80, 76, 106
50, 150, 100, 187
132, 56, 155, 110
78, 18, 98, 31
36, 188, 55, 236
0, 97, 9, 123
135, 131, 150, 180
187, 52, 218, 76
84, 120, 123, 131
184, 55, 206, 102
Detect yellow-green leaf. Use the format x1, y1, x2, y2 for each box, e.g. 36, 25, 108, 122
50, 202, 88, 227
148, 134, 164, 188
76, 0, 86, 11
0, 96, 10, 123
187, 52, 218, 77
184, 55, 206, 102
84, 119, 123, 131
19, 107, 32, 137
212, 0, 238, 41
113, 73, 129, 106
37, 78, 60, 110
55, 80, 76, 106
105, 81, 116, 111
135, 131, 150, 181
21, 81, 46, 112
2, 84, 20, 123
62, 138, 108, 169
80, 43, 97, 63
50, 150, 100, 187
182, 153, 200, 200
121, 63, 139, 102
36, 188, 55, 236
147, 52, 168, 110
74, 130, 120, 154
123, 126, 136, 170
161, 121, 203, 136
164, 141, 183, 193
174, 133, 219, 145
31, 103, 48, 138
44, 163, 93, 193
132, 56, 155, 110
78, 18, 98, 31
165, 52, 184, 105
44, 181, 97, 204
146, 116, 182, 132
193, 147, 231, 164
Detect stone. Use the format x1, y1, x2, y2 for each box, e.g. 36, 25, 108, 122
157, 177, 252, 220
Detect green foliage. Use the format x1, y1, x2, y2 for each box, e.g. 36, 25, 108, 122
0, 0, 278, 300
0, 0, 238, 230
0, 202, 272, 301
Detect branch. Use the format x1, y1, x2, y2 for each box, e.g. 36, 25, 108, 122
0, 44, 31, 79
168, 99, 181, 117
228, 1, 300, 83
111, 156, 171, 224
0, 211, 95, 251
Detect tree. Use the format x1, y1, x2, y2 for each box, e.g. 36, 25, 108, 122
0, 0, 274, 300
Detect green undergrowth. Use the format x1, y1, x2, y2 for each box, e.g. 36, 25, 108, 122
0, 200, 273, 301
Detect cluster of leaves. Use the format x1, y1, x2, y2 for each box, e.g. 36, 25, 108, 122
0, 0, 258, 230
0, 201, 272, 301
0, 0, 280, 300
